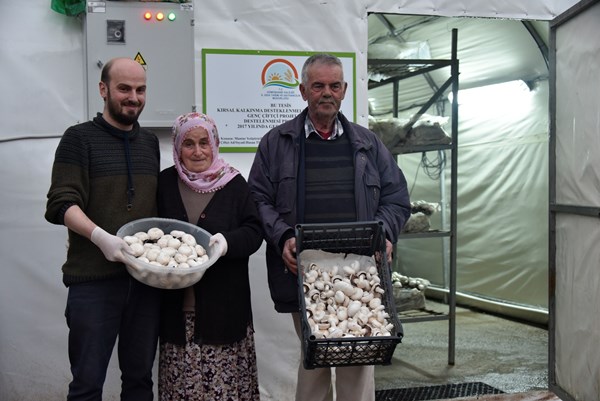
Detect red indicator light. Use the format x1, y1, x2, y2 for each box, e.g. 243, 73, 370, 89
144, 12, 152, 20
156, 12, 165, 21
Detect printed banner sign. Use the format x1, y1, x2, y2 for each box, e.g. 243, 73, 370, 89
202, 49, 356, 152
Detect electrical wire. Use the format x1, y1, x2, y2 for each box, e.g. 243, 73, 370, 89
408, 149, 446, 197
421, 150, 446, 180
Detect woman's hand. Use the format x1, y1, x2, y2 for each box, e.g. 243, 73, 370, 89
209, 233, 228, 257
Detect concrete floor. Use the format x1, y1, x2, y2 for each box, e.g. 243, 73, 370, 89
374, 300, 556, 399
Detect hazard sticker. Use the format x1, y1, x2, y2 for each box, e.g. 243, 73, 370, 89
135, 52, 147, 67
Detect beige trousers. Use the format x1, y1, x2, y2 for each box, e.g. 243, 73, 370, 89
292, 313, 375, 401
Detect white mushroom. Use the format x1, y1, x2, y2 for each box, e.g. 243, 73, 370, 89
144, 243, 159, 251
329, 327, 344, 338
347, 300, 362, 318
178, 244, 193, 257
302, 256, 396, 339
156, 252, 171, 266
145, 248, 160, 262
342, 265, 355, 277
170, 230, 185, 238
147, 227, 164, 240
129, 242, 145, 257
338, 281, 355, 297
334, 290, 346, 304
350, 288, 364, 301
181, 234, 197, 247
337, 306, 348, 321
167, 237, 182, 249
195, 244, 206, 256
123, 235, 140, 245
369, 297, 382, 309
312, 310, 326, 322
174, 253, 188, 264
160, 247, 178, 258
134, 231, 150, 242
156, 234, 173, 248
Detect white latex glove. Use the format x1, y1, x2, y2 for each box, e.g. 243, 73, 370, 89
91, 226, 132, 263
209, 233, 228, 257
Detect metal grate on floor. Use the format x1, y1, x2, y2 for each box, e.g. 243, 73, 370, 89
375, 382, 504, 401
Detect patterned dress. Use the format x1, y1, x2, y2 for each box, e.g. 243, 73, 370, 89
159, 312, 260, 401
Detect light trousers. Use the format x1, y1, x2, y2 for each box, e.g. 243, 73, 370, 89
292, 313, 375, 401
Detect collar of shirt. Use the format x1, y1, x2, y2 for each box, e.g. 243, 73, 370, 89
304, 115, 344, 140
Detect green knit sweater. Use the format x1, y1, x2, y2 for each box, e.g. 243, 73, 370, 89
45, 114, 160, 286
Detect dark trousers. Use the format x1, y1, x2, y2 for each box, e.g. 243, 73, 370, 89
65, 276, 161, 401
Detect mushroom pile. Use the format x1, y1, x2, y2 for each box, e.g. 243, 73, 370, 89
123, 227, 209, 269
303, 259, 395, 339
391, 272, 430, 294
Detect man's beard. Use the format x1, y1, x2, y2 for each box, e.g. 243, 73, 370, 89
106, 90, 144, 127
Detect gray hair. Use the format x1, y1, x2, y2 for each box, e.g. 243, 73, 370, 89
301, 53, 344, 84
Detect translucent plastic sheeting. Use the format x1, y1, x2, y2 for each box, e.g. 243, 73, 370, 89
397, 81, 550, 310
554, 3, 600, 208
552, 2, 600, 399
554, 215, 600, 400
367, 0, 579, 20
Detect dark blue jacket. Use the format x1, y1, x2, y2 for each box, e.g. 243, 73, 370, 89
248, 108, 411, 313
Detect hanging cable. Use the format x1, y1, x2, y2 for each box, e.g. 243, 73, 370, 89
421, 150, 446, 180
408, 150, 446, 197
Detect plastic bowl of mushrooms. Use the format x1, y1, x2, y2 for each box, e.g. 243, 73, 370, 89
116, 217, 220, 289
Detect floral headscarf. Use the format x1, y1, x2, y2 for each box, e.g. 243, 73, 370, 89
172, 112, 239, 193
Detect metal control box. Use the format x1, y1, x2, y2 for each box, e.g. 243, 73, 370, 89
84, 1, 195, 127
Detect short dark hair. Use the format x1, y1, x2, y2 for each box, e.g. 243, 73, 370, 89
100, 58, 116, 86
301, 53, 344, 84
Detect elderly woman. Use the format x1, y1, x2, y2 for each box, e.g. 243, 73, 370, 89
157, 112, 263, 401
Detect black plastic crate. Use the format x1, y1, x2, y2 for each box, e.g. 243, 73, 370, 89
295, 221, 403, 369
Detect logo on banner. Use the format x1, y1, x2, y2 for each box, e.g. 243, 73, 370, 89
260, 58, 302, 101
261, 58, 300, 89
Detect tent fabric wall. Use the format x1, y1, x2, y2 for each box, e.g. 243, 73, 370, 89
397, 81, 549, 311
0, 0, 582, 400
368, 0, 566, 19
551, 1, 600, 399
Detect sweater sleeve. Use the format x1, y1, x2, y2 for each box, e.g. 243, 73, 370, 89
45, 129, 90, 225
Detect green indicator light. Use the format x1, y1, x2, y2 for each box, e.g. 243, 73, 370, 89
168, 12, 176, 21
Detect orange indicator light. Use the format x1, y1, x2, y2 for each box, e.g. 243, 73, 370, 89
156, 12, 165, 21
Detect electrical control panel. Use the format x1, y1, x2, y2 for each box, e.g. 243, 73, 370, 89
84, 1, 195, 127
